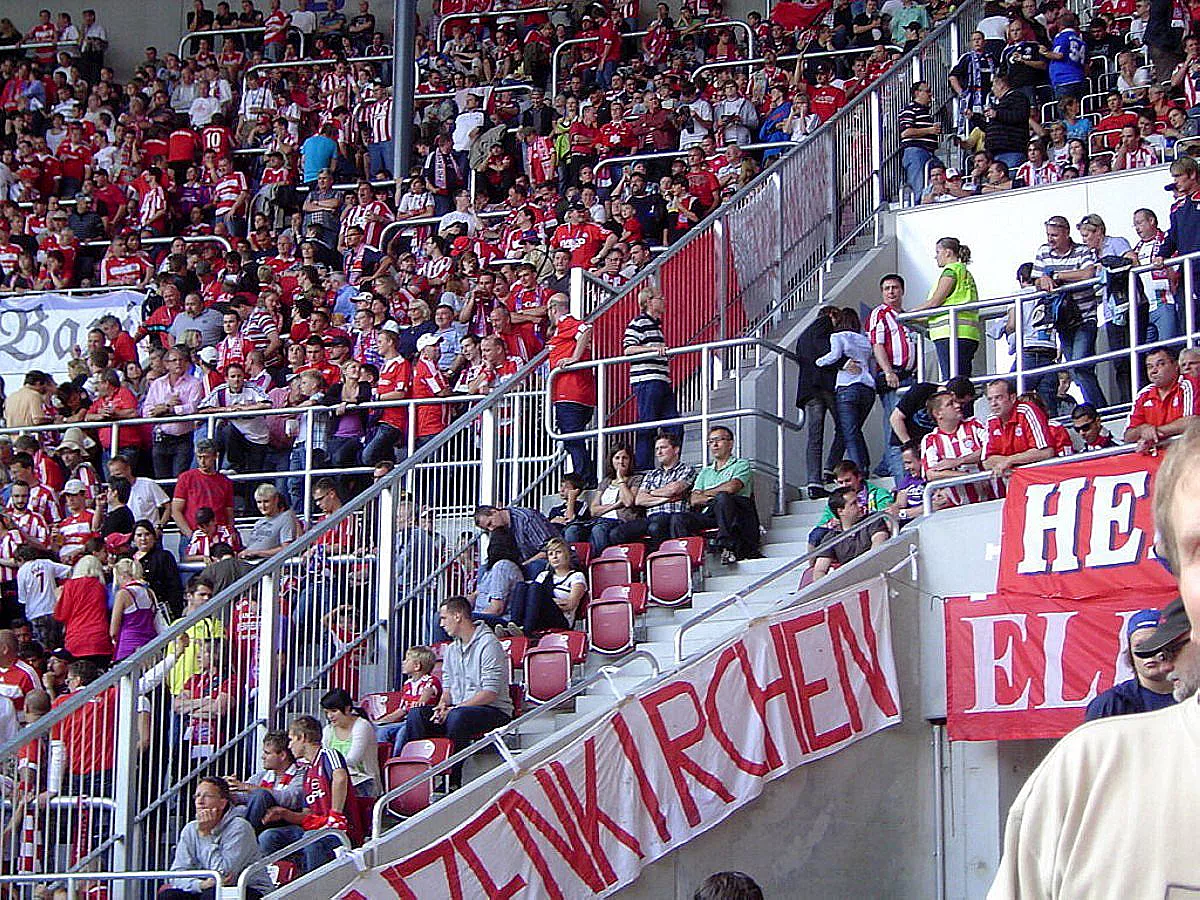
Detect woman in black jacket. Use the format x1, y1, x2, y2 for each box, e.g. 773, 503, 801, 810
132, 519, 183, 618
795, 306, 845, 498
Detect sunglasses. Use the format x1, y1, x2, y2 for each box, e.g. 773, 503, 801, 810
1151, 636, 1189, 663
1072, 421, 1097, 433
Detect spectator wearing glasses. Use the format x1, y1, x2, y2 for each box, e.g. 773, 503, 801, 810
668, 426, 760, 566
1084, 606, 1178, 722
1070, 403, 1118, 451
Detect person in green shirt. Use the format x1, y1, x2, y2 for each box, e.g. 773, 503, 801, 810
911, 236, 980, 380
667, 425, 761, 565
808, 459, 894, 551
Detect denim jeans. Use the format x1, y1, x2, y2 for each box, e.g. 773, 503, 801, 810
397, 704, 512, 779
362, 423, 403, 465
902, 146, 936, 200
833, 382, 876, 472
1060, 318, 1106, 407
258, 823, 340, 874
588, 518, 623, 555
934, 337, 978, 379
632, 380, 681, 472
151, 431, 194, 478
1105, 320, 1132, 405
878, 374, 914, 479
1146, 302, 1180, 344
286, 445, 328, 515
804, 388, 844, 487
554, 401, 595, 486
367, 140, 394, 179
1020, 348, 1059, 416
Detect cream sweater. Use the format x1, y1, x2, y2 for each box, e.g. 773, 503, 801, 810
990, 695, 1200, 899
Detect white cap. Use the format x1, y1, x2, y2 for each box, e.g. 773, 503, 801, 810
416, 333, 442, 351
63, 479, 87, 494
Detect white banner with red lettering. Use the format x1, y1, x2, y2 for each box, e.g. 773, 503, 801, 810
0, 290, 145, 389
336, 577, 900, 899
945, 451, 1177, 741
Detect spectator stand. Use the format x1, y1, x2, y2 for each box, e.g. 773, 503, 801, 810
434, 9, 559, 52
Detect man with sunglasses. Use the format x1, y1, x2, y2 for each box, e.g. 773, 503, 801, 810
1083, 608, 1178, 721
1069, 402, 1117, 450
1133, 597, 1198, 702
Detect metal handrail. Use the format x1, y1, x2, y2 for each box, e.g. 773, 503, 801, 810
673, 510, 899, 663
551, 20, 756, 94
176, 24, 273, 59
369, 649, 662, 847
0, 869, 222, 888
690, 44, 902, 83
375, 208, 508, 252
919, 439, 1147, 516
592, 140, 797, 182
436, 7, 557, 50
236, 828, 352, 898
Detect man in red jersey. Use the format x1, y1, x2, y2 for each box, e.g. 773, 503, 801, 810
550, 204, 616, 268
981, 378, 1053, 479
1125, 347, 1199, 453
547, 295, 596, 486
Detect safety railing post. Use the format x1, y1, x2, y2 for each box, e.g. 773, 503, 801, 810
776, 359, 787, 515
1186, 260, 1196, 349
869, 91, 884, 214
1014, 295, 1026, 396
111, 672, 140, 889
714, 217, 728, 341
302, 411, 315, 527
255, 570, 277, 752
1127, 267, 1140, 396
948, 307, 960, 377
774, 171, 785, 310
376, 483, 397, 684
479, 408, 497, 506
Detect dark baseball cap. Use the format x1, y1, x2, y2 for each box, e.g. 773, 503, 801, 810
1133, 597, 1190, 657
945, 376, 977, 398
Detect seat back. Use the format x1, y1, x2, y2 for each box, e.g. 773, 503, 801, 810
499, 635, 529, 670
359, 691, 405, 722
655, 536, 705, 566
646, 550, 693, 607
523, 647, 571, 703
396, 738, 452, 765
600, 542, 646, 572
587, 599, 635, 654
384, 759, 435, 817
538, 629, 588, 664
589, 557, 633, 600
570, 542, 593, 567
599, 583, 649, 615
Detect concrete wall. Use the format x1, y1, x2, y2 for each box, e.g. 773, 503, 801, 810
615, 538, 934, 900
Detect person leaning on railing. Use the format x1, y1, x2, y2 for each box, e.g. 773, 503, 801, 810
811, 488, 890, 579
1124, 346, 1200, 454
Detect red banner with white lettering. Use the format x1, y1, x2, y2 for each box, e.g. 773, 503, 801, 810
947, 451, 1176, 741
336, 578, 900, 899
995, 451, 1173, 601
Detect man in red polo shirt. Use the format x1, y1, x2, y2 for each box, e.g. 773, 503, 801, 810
171, 439, 235, 541
549, 204, 616, 268
1125, 348, 1199, 453
411, 333, 451, 447
488, 304, 541, 362
981, 378, 1054, 478
547, 295, 596, 486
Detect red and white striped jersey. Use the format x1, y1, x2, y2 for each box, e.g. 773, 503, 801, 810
1015, 159, 1060, 186
56, 509, 97, 551
419, 255, 453, 282
1117, 144, 1160, 170
340, 199, 393, 250
263, 8, 289, 44
212, 171, 248, 214
866, 302, 915, 371
8, 508, 49, 547
100, 255, 153, 286
921, 418, 989, 507
368, 97, 394, 143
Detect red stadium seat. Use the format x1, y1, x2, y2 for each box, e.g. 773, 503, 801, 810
797, 567, 816, 590
523, 646, 572, 703
499, 635, 529, 678
646, 539, 702, 607
377, 741, 391, 775
537, 629, 588, 665
587, 599, 635, 654
603, 543, 646, 572
589, 544, 646, 599
570, 542, 593, 567
383, 738, 454, 816
600, 583, 649, 615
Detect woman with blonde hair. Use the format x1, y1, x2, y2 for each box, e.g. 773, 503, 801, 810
110, 557, 162, 661
54, 554, 114, 668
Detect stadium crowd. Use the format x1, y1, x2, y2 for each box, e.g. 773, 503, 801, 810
0, 0, 1198, 890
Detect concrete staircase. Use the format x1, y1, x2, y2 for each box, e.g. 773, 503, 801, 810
494, 496, 826, 756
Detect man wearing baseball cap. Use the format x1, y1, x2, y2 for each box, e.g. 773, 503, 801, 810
1083, 607, 1178, 721
411, 333, 450, 447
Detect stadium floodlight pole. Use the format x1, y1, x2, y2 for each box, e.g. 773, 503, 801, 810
392, 0, 417, 185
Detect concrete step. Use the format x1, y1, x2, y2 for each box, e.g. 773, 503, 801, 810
646, 619, 735, 647
760, 525, 814, 546
760, 541, 808, 560
787, 498, 831, 517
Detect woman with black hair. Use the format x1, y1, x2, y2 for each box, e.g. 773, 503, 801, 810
319, 688, 381, 798
816, 307, 876, 472
132, 518, 183, 618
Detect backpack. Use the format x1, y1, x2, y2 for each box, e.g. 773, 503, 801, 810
1033, 289, 1083, 333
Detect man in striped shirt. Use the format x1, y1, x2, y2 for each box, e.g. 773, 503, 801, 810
1113, 124, 1160, 170
365, 83, 394, 181
920, 390, 990, 508
623, 287, 681, 472
1124, 347, 1199, 453
981, 379, 1053, 480
868, 273, 916, 478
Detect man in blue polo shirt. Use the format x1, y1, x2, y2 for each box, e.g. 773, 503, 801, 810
1083, 604, 1180, 721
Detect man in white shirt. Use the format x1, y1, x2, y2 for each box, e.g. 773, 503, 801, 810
188, 80, 221, 128
452, 93, 487, 153
198, 361, 271, 473
989, 428, 1200, 898
107, 454, 170, 527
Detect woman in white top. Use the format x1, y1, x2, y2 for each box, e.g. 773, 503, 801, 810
815, 307, 877, 472
784, 93, 821, 142
540, 538, 588, 623
319, 688, 382, 797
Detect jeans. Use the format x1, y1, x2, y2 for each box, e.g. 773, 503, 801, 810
588, 518, 623, 555
877, 374, 914, 479
934, 337, 978, 379
994, 151, 1026, 173
610, 512, 674, 545
1060, 318, 1106, 407
367, 140, 395, 179
217, 423, 266, 473
258, 823, 340, 874
632, 380, 681, 472
901, 146, 937, 200
477, 580, 571, 637
362, 423, 403, 465
804, 388, 844, 488
1053, 80, 1086, 100
833, 382, 876, 472
554, 401, 595, 486
286, 445, 328, 515
152, 431, 195, 479
1147, 301, 1181, 344
397, 704, 512, 779
1020, 348, 1059, 416
377, 721, 407, 755
1104, 320, 1132, 405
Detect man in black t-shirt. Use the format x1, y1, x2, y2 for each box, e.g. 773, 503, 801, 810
888, 376, 977, 448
